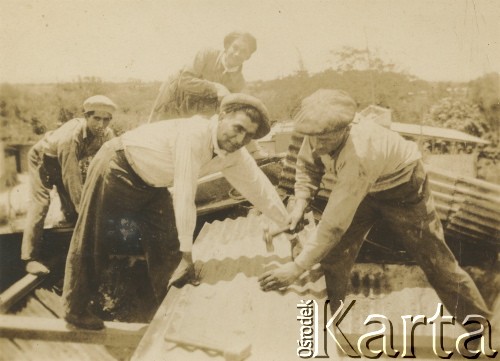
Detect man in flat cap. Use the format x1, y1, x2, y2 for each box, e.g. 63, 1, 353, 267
151, 31, 268, 159
62, 93, 289, 329
153, 31, 257, 120
22, 95, 117, 275
259, 89, 491, 326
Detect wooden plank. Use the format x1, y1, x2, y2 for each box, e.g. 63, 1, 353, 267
0, 338, 26, 361
0, 274, 46, 313
7, 297, 114, 361
33, 288, 64, 318
0, 315, 148, 348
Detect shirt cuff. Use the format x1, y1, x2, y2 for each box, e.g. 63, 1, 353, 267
179, 236, 193, 253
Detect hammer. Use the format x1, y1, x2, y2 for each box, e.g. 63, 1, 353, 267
262, 219, 309, 252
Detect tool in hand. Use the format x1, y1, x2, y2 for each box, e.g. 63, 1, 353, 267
262, 219, 309, 252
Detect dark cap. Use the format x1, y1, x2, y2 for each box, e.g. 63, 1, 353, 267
294, 89, 357, 135
220, 93, 271, 139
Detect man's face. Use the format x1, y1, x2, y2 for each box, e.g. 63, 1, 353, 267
86, 111, 112, 137
217, 111, 259, 153
225, 38, 252, 68
309, 129, 347, 155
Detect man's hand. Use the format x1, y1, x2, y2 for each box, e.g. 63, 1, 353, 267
258, 262, 304, 291
168, 252, 200, 289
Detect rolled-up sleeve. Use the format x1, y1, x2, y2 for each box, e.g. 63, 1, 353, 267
295, 137, 325, 202
173, 130, 202, 252
294, 158, 373, 270
178, 49, 218, 99
222, 149, 288, 226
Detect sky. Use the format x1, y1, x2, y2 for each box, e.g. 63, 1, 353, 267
0, 0, 498, 84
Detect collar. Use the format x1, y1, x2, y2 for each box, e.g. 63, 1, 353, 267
210, 115, 228, 158
81, 118, 90, 140
328, 126, 351, 159
219, 51, 241, 74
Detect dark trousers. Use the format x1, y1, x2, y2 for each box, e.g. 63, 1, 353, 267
21, 149, 77, 261
321, 162, 492, 323
62, 138, 181, 315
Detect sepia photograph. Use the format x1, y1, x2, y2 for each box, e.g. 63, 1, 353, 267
0, 0, 499, 360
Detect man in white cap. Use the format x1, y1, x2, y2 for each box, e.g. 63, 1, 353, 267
22, 95, 117, 275
62, 93, 289, 330
259, 89, 491, 326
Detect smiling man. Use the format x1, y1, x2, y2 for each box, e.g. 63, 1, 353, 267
151, 31, 268, 159
21, 95, 116, 276
154, 31, 256, 120
62, 93, 289, 330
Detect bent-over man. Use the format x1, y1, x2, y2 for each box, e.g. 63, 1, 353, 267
63, 93, 288, 329
259, 89, 491, 326
22, 95, 116, 275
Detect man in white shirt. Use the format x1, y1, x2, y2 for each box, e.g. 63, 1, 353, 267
62, 93, 289, 329
259, 89, 491, 325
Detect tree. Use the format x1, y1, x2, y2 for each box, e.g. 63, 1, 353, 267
329, 46, 398, 73
468, 73, 500, 145
424, 97, 489, 138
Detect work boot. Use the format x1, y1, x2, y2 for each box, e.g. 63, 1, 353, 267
25, 260, 50, 276
64, 309, 105, 330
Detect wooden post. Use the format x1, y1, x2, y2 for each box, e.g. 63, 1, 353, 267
0, 274, 46, 313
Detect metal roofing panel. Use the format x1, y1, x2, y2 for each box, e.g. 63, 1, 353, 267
390, 122, 490, 144
132, 213, 476, 360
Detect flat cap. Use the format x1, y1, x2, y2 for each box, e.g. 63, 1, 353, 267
83, 95, 117, 115
294, 89, 357, 135
220, 93, 271, 139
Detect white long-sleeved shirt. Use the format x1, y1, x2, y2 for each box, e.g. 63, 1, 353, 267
294, 121, 421, 270
121, 115, 288, 252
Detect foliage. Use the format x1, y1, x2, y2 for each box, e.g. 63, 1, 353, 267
0, 51, 497, 152
329, 46, 399, 73
0, 79, 161, 143
423, 97, 489, 138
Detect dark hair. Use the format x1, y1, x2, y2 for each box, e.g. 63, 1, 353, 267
84, 111, 95, 117
223, 32, 257, 54
222, 103, 262, 126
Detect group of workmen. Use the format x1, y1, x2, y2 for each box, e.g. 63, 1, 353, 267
21, 31, 492, 331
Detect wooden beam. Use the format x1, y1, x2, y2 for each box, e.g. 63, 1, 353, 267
0, 315, 148, 347
0, 274, 46, 313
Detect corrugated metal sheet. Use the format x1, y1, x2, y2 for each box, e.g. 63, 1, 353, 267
390, 122, 490, 144
259, 119, 490, 146
278, 134, 500, 246
132, 214, 473, 360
